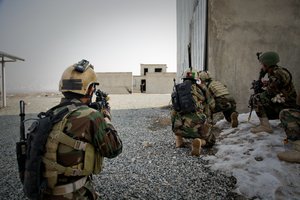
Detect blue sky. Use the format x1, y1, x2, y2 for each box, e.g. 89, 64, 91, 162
0, 0, 176, 92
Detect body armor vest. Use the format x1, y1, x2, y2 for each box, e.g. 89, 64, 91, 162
43, 105, 103, 195
208, 80, 229, 97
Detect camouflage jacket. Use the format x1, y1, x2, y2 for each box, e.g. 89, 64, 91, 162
52, 98, 122, 184
280, 108, 300, 141
264, 66, 297, 105
196, 83, 215, 121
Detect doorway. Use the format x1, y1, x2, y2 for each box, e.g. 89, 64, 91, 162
140, 79, 146, 93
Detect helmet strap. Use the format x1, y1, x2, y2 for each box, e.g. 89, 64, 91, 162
87, 84, 97, 103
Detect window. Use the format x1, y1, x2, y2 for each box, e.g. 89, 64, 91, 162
155, 68, 162, 72
144, 68, 148, 75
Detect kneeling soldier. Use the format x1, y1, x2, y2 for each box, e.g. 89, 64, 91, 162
198, 71, 239, 128
171, 68, 216, 156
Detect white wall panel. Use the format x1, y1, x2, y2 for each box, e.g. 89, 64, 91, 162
177, 0, 207, 80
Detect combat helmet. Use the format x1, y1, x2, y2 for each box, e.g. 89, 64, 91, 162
59, 59, 99, 95
198, 71, 211, 82
259, 51, 280, 67
182, 68, 199, 80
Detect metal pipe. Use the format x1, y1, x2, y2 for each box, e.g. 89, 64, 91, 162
204, 0, 208, 71
1, 56, 6, 107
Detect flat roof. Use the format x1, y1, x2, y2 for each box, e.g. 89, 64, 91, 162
0, 51, 25, 62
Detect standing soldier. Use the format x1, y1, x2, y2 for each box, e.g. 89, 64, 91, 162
277, 108, 300, 163
171, 68, 216, 156
250, 51, 298, 133
198, 71, 239, 128
42, 60, 123, 199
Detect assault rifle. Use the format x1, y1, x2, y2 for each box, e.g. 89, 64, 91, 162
248, 52, 265, 121
16, 100, 26, 183
90, 89, 110, 112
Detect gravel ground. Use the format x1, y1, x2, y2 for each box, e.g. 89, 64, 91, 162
0, 94, 244, 200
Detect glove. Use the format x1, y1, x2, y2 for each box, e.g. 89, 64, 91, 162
271, 93, 285, 103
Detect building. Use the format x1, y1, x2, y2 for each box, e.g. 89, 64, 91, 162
96, 64, 176, 94
177, 0, 300, 112
133, 64, 176, 94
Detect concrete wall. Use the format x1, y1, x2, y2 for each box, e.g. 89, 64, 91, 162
145, 72, 176, 94
132, 76, 144, 93
96, 72, 132, 94
208, 0, 300, 112
133, 72, 176, 94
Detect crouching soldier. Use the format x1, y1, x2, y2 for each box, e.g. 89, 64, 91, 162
42, 60, 123, 199
171, 68, 216, 156
250, 51, 298, 133
277, 108, 300, 163
198, 71, 239, 128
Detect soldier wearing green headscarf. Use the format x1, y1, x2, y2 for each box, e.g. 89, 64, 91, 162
171, 68, 216, 156
250, 51, 298, 133
42, 60, 123, 200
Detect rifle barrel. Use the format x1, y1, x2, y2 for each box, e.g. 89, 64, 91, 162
19, 100, 25, 141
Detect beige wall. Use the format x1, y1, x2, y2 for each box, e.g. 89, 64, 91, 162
146, 72, 176, 94
132, 76, 144, 93
208, 0, 300, 112
133, 72, 176, 94
140, 64, 167, 75
96, 72, 132, 94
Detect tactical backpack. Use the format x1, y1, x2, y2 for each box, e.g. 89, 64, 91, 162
16, 102, 81, 200
171, 80, 196, 114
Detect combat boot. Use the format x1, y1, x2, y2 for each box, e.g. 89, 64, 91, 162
277, 140, 300, 163
191, 138, 206, 156
230, 112, 239, 128
250, 117, 273, 133
175, 135, 184, 148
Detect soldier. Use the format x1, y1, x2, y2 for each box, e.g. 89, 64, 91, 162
42, 60, 122, 199
198, 71, 239, 128
277, 108, 300, 163
250, 51, 298, 133
171, 68, 216, 156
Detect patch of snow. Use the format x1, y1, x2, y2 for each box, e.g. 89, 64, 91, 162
205, 112, 300, 199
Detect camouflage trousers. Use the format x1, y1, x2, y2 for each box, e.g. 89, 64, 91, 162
171, 110, 216, 147
214, 95, 237, 122
254, 92, 298, 119
279, 109, 300, 141
43, 178, 98, 200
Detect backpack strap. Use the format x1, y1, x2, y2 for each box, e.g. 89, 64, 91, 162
50, 176, 87, 196
43, 104, 96, 193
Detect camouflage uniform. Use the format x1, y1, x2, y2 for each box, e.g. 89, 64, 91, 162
279, 108, 300, 141
277, 108, 300, 163
206, 80, 237, 122
42, 60, 122, 199
254, 66, 298, 119
43, 99, 122, 200
171, 83, 216, 147
198, 83, 216, 123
